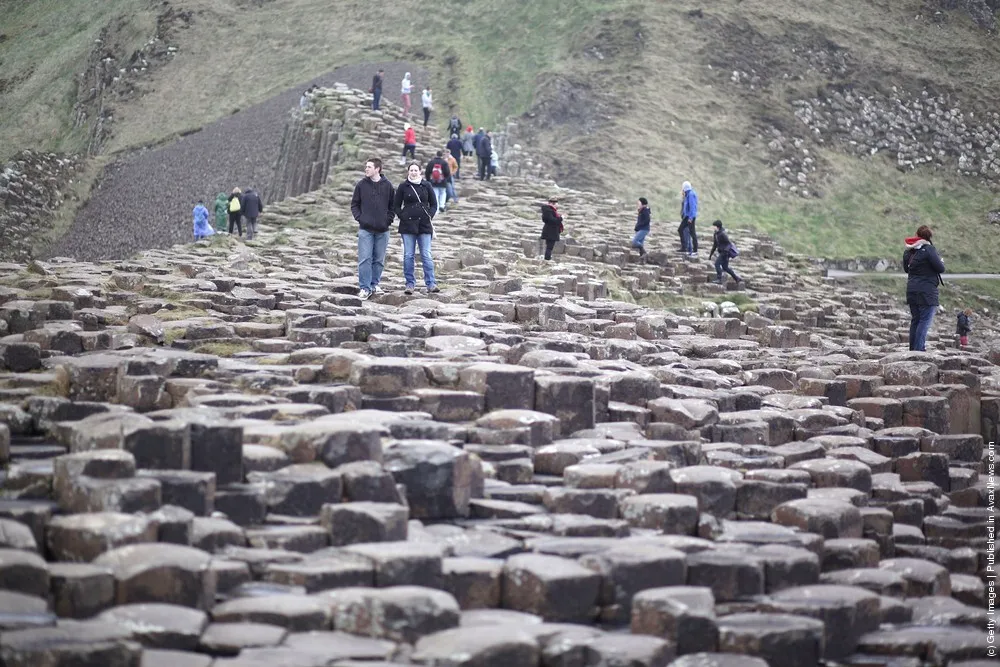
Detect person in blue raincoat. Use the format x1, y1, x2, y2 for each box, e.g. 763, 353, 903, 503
193, 200, 214, 240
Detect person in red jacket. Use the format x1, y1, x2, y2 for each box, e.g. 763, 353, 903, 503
400, 123, 417, 165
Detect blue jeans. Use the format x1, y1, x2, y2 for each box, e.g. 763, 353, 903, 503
446, 178, 458, 203
632, 228, 649, 249
908, 302, 936, 351
433, 186, 447, 212
681, 226, 693, 253
372, 89, 381, 110
358, 229, 389, 290
715, 253, 740, 282
402, 233, 436, 288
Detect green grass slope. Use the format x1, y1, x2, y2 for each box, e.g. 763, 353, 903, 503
2, 0, 999, 269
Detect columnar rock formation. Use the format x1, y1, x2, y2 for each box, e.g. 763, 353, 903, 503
0, 86, 996, 667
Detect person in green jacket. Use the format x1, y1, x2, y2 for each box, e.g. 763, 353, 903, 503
214, 193, 229, 232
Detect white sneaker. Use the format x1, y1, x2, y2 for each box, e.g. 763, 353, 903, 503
357, 288, 372, 300
370, 285, 380, 296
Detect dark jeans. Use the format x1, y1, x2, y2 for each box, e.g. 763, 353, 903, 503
478, 156, 490, 180
372, 89, 381, 110
715, 253, 740, 282
543, 239, 556, 260
228, 212, 243, 236
402, 144, 415, 159
423, 107, 431, 126
908, 302, 937, 351
688, 219, 698, 252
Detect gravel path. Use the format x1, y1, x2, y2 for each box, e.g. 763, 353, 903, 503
46, 61, 426, 261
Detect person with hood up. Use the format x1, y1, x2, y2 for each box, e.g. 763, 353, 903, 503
393, 162, 440, 294
462, 126, 475, 156
446, 134, 463, 176
214, 193, 229, 232
447, 114, 462, 137
540, 197, 563, 260
632, 198, 651, 257
956, 308, 972, 347
425, 151, 452, 214
193, 200, 214, 240
421, 87, 433, 127
401, 123, 417, 164
680, 181, 698, 256
708, 219, 741, 285
241, 187, 264, 241
351, 158, 395, 300
903, 225, 945, 352
400, 73, 413, 116
227, 187, 244, 237
476, 130, 493, 181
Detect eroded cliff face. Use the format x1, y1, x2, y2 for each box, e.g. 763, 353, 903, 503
0, 152, 82, 263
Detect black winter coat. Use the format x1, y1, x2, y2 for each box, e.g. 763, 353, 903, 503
709, 228, 731, 257
446, 138, 463, 161
393, 179, 437, 235
635, 207, 650, 232
242, 190, 263, 218
227, 193, 243, 215
540, 204, 563, 241
351, 176, 395, 233
477, 136, 492, 159
957, 313, 971, 335
903, 241, 945, 306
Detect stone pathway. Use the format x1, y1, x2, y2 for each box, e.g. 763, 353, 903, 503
0, 86, 997, 667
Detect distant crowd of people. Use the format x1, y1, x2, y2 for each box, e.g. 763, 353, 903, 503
192, 188, 263, 241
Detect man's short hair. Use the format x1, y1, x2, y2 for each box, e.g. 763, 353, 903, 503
435, 150, 443, 157
639, 197, 648, 206
367, 158, 383, 173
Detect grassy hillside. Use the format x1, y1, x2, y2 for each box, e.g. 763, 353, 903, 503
2, 0, 999, 269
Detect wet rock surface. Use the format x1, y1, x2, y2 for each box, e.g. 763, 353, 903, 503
0, 86, 996, 667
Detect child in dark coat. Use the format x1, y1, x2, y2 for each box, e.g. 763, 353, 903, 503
540, 197, 563, 260
956, 308, 972, 347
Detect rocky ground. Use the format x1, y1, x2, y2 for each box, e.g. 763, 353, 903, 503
0, 88, 998, 667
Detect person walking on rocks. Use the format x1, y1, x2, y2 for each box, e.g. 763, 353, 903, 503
227, 187, 244, 237
447, 133, 463, 177
393, 162, 440, 294
708, 220, 741, 285
401, 123, 417, 164
472, 127, 485, 154
425, 151, 452, 214
957, 308, 972, 347
421, 87, 434, 127
193, 200, 214, 240
241, 187, 264, 241
680, 181, 698, 256
903, 225, 945, 352
477, 130, 493, 181
462, 126, 475, 157
214, 192, 229, 232
631, 197, 651, 257
540, 197, 563, 261
447, 114, 462, 137
351, 158, 395, 300
371, 69, 384, 111
445, 151, 460, 205
401, 73, 413, 115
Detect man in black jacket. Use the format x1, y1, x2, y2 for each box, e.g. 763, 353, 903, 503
371, 69, 384, 111
351, 158, 395, 299
476, 131, 493, 181
446, 134, 463, 177
708, 220, 741, 285
425, 151, 452, 214
241, 188, 264, 241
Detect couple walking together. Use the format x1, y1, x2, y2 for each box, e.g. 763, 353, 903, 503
351, 158, 441, 299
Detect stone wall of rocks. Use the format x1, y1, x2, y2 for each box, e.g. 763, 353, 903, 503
0, 151, 82, 264
0, 84, 997, 667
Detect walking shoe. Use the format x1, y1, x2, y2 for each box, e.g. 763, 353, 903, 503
404, 285, 414, 295
357, 288, 372, 300
429, 285, 441, 293
370, 285, 380, 296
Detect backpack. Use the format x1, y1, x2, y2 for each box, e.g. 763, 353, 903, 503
229, 196, 241, 213
728, 244, 739, 258
430, 162, 445, 185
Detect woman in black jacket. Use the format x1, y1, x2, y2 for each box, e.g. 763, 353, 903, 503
540, 197, 563, 260
393, 163, 439, 294
903, 225, 945, 352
